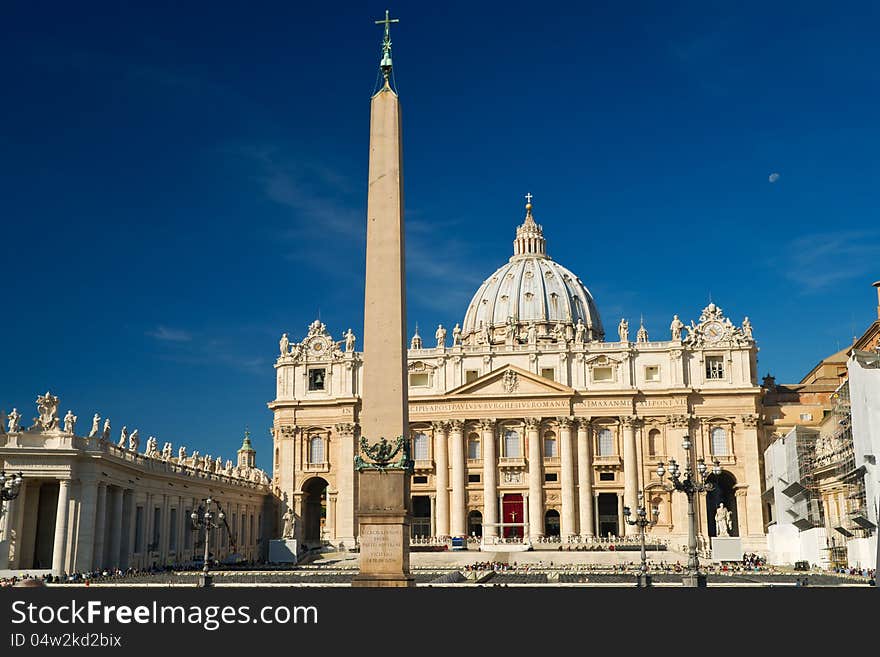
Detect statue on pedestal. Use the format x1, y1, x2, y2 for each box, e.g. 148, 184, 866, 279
344, 328, 356, 352
101, 418, 111, 442
35, 392, 60, 431
527, 322, 537, 345
479, 321, 491, 346
63, 410, 77, 435
742, 317, 753, 339
670, 315, 684, 341
7, 408, 21, 433
178, 445, 187, 461
575, 318, 586, 345
618, 318, 629, 342
88, 413, 101, 438
279, 333, 290, 357
281, 508, 296, 539
452, 323, 462, 346
715, 503, 732, 537
128, 429, 139, 452
435, 324, 447, 349
118, 426, 128, 448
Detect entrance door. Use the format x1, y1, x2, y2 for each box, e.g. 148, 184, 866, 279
597, 493, 619, 537
502, 494, 524, 538
411, 496, 431, 538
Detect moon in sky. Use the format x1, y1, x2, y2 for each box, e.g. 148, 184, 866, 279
768, 172, 780, 183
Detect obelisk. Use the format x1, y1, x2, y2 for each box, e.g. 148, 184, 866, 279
351, 10, 414, 588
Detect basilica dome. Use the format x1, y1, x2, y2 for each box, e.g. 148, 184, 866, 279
461, 200, 604, 344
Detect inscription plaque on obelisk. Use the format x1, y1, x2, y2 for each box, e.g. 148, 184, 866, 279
351, 10, 414, 588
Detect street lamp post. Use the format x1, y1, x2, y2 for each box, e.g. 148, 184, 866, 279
0, 470, 24, 531
623, 490, 659, 588
656, 435, 721, 588
191, 497, 225, 588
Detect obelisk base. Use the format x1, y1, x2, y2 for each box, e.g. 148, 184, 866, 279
351, 470, 414, 588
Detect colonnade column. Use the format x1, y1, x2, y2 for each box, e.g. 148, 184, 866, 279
480, 419, 498, 537
526, 417, 543, 540
558, 416, 576, 538
51, 479, 71, 575
92, 482, 107, 570
108, 487, 124, 569
73, 476, 98, 572
432, 421, 449, 537
449, 419, 466, 538
577, 420, 595, 537
621, 415, 639, 536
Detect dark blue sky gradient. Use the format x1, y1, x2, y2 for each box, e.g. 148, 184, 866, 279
2, 1, 879, 469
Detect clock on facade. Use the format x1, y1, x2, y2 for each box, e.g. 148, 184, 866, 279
704, 321, 724, 342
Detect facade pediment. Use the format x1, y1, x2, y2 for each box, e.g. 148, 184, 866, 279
447, 364, 575, 397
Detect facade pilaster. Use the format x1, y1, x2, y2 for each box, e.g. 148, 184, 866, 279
578, 420, 595, 537
334, 422, 357, 547
449, 419, 466, 537
108, 487, 124, 569
558, 416, 576, 538
480, 418, 498, 537
526, 417, 543, 539
432, 421, 449, 537
92, 482, 108, 570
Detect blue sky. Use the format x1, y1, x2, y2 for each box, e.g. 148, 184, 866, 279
2, 1, 879, 470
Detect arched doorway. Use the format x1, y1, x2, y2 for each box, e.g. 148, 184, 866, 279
468, 510, 483, 537
301, 477, 328, 545
706, 471, 738, 537
544, 510, 560, 537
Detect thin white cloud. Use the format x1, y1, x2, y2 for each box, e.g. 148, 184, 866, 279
768, 172, 780, 183
147, 326, 192, 342
783, 230, 880, 292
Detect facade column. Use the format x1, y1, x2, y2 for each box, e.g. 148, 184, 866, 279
333, 423, 357, 548
433, 421, 450, 537
734, 487, 749, 537
92, 482, 108, 570
449, 419, 466, 537
739, 415, 764, 538
667, 415, 690, 537
108, 487, 124, 569
616, 492, 625, 537
621, 416, 639, 536
593, 492, 600, 537
480, 419, 498, 537
429, 494, 436, 538
577, 420, 595, 537
51, 479, 71, 575
522, 491, 530, 539
326, 492, 337, 541
559, 416, 576, 538
526, 417, 543, 539
122, 490, 136, 569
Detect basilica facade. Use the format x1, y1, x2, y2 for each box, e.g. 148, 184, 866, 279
270, 204, 769, 553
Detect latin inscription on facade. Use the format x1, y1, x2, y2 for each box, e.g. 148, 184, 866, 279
411, 399, 569, 415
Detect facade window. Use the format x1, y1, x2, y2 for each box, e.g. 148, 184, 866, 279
308, 368, 326, 391
599, 472, 615, 481
309, 435, 325, 463
465, 370, 479, 383
645, 365, 660, 382
467, 434, 480, 460
504, 429, 521, 458
705, 356, 724, 380
412, 432, 429, 461
648, 429, 661, 456
540, 367, 555, 380
543, 431, 557, 458
413, 475, 428, 484
593, 367, 613, 382
711, 427, 728, 456
800, 413, 813, 421
409, 372, 429, 387
544, 473, 558, 482
468, 474, 481, 483
598, 428, 614, 456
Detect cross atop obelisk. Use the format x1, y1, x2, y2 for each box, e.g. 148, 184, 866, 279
375, 9, 399, 83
